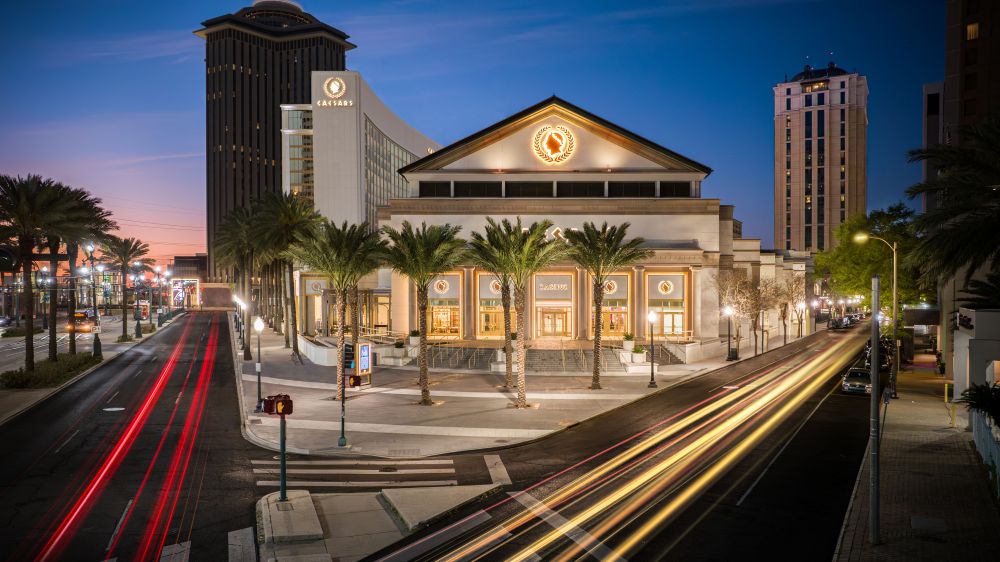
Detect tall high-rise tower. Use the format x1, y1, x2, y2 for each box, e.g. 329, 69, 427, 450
195, 1, 354, 281
773, 62, 868, 252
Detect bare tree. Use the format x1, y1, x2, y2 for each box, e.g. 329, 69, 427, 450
774, 275, 806, 345
747, 278, 780, 356
713, 269, 754, 353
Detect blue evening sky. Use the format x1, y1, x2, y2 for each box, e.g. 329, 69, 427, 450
0, 0, 943, 261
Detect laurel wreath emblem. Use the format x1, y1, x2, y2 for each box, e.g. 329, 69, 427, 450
323, 77, 347, 99
533, 125, 576, 164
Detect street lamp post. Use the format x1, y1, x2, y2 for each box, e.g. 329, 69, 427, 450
254, 317, 265, 411
647, 311, 658, 389
854, 232, 899, 399
723, 306, 736, 361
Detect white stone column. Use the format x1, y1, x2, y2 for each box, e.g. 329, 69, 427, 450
634, 266, 646, 341
463, 267, 475, 340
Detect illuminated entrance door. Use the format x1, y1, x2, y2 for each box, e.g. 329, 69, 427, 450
651, 312, 684, 337
538, 308, 571, 337
429, 305, 460, 336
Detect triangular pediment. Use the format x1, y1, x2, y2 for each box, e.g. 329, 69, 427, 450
400, 97, 712, 175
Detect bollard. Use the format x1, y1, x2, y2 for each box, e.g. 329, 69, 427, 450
134, 320, 142, 339
92, 333, 102, 359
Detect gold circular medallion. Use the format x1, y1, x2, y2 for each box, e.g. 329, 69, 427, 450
657, 280, 674, 295
323, 77, 347, 99
533, 125, 575, 164
433, 279, 450, 295
603, 280, 618, 295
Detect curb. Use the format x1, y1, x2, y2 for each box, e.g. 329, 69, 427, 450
233, 328, 828, 460
0, 313, 187, 429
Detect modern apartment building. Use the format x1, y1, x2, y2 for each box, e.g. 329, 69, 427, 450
773, 63, 869, 252
195, 0, 354, 281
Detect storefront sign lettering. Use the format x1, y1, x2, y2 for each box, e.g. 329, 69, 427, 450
539, 283, 569, 292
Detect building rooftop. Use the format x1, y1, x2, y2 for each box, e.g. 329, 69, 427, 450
791, 61, 850, 82
195, 0, 353, 45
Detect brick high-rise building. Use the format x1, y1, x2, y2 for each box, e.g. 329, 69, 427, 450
195, 1, 354, 281
773, 63, 868, 252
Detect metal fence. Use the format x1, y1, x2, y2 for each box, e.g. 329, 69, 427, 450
971, 409, 1000, 499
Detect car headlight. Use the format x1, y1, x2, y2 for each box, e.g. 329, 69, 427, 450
865, 384, 872, 392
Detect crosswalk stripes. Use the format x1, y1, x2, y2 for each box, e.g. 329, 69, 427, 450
251, 458, 460, 489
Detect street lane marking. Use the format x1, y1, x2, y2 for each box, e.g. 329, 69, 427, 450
106, 498, 133, 552
722, 385, 740, 390
102, 407, 125, 412
510, 492, 625, 562
485, 455, 512, 486
735, 380, 839, 507
253, 416, 549, 438
250, 459, 453, 466
255, 479, 458, 487
105, 391, 120, 404
252, 468, 455, 475
53, 429, 80, 455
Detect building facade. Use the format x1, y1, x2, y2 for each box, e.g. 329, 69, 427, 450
283, 71, 440, 335
367, 97, 812, 359
195, 0, 354, 281
773, 63, 868, 253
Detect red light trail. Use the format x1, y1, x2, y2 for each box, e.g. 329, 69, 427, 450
34, 318, 193, 562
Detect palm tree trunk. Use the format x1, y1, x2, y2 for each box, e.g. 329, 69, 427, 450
515, 285, 528, 408
287, 260, 299, 357
48, 238, 59, 362
67, 244, 78, 355
350, 286, 360, 349
20, 237, 35, 372
501, 282, 513, 389
121, 267, 129, 340
281, 262, 290, 346
417, 287, 432, 405
243, 259, 252, 356
276, 268, 285, 336
591, 282, 603, 390
336, 287, 346, 400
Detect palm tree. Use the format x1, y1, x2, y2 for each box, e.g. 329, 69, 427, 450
101, 236, 153, 341
508, 219, 566, 407
382, 221, 465, 405
43, 185, 113, 360
565, 222, 652, 390
65, 193, 115, 355
255, 192, 320, 358
906, 117, 1000, 283
0, 175, 82, 371
958, 270, 1000, 309
215, 207, 256, 358
469, 218, 518, 389
287, 221, 384, 399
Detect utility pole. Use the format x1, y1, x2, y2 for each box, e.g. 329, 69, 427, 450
869, 275, 881, 545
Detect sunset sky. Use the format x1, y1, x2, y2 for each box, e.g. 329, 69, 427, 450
0, 0, 942, 264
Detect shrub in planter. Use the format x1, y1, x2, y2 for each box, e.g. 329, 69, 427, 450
957, 383, 1000, 426
631, 345, 647, 363
116, 335, 134, 344
394, 340, 405, 348
393, 339, 406, 357
0, 353, 102, 389
622, 332, 635, 351
141, 324, 156, 334
409, 329, 421, 346
2, 327, 44, 338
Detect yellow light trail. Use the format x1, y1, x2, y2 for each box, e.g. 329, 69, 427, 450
506, 332, 866, 562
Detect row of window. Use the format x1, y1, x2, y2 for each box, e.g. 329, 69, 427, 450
418, 181, 691, 198
784, 81, 848, 110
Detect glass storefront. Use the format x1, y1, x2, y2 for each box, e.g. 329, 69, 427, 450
590, 273, 630, 337
477, 274, 516, 338
427, 273, 462, 337
647, 273, 687, 337
534, 273, 574, 338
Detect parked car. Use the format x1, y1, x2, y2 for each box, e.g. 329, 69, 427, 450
0, 316, 10, 327
842, 368, 872, 395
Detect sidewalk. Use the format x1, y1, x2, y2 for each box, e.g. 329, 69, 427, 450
834, 354, 1000, 561
232, 316, 813, 458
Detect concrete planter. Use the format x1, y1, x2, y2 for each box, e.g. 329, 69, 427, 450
392, 347, 405, 357
622, 340, 635, 352
409, 336, 421, 346
631, 351, 647, 363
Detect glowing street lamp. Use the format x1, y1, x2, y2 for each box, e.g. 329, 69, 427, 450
723, 306, 736, 361
254, 316, 266, 411
854, 231, 899, 398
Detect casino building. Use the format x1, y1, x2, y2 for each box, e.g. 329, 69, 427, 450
284, 88, 813, 360
374, 96, 812, 357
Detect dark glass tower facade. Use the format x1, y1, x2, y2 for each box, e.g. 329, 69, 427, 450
196, 1, 354, 280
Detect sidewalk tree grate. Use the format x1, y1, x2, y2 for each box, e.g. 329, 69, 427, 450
379, 467, 398, 473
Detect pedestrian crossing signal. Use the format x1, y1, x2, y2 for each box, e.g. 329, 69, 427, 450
264, 394, 293, 416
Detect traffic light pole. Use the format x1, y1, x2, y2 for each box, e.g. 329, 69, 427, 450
279, 412, 287, 502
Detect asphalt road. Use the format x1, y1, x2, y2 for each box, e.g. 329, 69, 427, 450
369, 327, 871, 562
0, 312, 258, 561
